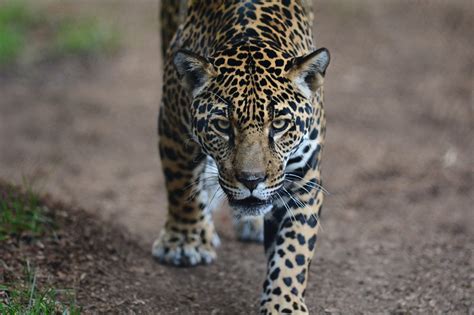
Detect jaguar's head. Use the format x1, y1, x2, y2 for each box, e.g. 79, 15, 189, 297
174, 42, 330, 218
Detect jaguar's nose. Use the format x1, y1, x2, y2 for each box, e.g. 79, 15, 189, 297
236, 172, 266, 191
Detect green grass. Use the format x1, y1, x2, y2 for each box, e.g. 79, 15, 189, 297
0, 0, 120, 66
0, 0, 34, 65
0, 182, 52, 240
54, 18, 119, 56
0, 0, 36, 29
0, 262, 80, 314
0, 182, 80, 312
0, 27, 24, 65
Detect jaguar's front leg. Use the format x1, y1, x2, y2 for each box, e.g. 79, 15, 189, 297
152, 126, 219, 266
260, 188, 323, 314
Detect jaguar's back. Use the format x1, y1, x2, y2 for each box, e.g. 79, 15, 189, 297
161, 0, 314, 56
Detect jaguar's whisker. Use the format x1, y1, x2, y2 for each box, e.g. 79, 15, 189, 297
276, 191, 295, 222
285, 173, 330, 195
282, 184, 323, 231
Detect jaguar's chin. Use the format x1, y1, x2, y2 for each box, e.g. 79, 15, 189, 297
228, 196, 273, 218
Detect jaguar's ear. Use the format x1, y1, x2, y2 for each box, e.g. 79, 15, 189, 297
288, 48, 330, 98
173, 50, 216, 96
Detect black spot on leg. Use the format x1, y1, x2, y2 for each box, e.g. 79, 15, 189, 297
276, 236, 285, 246
263, 279, 270, 290
296, 269, 306, 284
308, 234, 317, 251
307, 215, 317, 228
297, 234, 305, 245
270, 268, 281, 280
292, 302, 299, 310
291, 287, 299, 296
295, 254, 305, 266
283, 277, 292, 287
294, 213, 306, 225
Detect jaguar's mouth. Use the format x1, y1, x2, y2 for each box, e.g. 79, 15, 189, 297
229, 196, 270, 207
228, 196, 273, 216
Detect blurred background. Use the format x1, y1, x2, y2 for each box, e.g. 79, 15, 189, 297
0, 0, 472, 313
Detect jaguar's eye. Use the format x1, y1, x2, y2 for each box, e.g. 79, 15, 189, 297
272, 119, 290, 133
212, 119, 231, 134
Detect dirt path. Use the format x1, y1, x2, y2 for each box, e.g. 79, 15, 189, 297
1, 0, 472, 313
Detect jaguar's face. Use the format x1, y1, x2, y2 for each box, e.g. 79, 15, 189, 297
174, 44, 330, 218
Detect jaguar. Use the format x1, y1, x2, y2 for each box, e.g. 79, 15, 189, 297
153, 1, 330, 313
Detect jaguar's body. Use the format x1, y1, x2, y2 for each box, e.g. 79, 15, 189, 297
154, 1, 330, 313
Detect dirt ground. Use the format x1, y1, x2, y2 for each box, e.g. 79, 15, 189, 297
0, 0, 472, 313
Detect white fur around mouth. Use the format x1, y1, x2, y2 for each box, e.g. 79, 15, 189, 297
229, 197, 273, 218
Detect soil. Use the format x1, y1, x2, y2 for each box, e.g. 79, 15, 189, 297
0, 0, 473, 314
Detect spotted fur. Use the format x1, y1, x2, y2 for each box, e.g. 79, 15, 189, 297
154, 1, 330, 313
